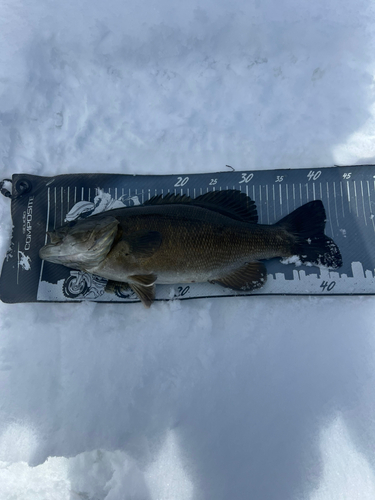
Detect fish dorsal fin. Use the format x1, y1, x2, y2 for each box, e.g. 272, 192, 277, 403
144, 190, 258, 223
193, 190, 258, 223
144, 193, 192, 205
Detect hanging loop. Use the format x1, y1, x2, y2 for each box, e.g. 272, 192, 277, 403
0, 179, 13, 199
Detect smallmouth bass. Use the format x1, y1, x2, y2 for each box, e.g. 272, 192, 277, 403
39, 190, 342, 306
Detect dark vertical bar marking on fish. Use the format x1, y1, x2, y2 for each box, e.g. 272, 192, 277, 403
333, 182, 339, 227
360, 181, 367, 226
326, 182, 334, 235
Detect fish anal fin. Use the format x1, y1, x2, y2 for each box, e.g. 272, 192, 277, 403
211, 262, 267, 291
128, 275, 156, 307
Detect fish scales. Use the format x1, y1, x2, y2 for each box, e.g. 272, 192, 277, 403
93, 204, 292, 283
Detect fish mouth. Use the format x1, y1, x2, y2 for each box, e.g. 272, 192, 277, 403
39, 242, 60, 254
39, 242, 74, 265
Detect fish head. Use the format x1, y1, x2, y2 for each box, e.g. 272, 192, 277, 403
39, 216, 119, 270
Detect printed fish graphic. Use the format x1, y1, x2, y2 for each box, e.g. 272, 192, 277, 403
39, 190, 342, 306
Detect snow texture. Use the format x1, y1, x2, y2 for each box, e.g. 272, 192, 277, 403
1, 0, 375, 498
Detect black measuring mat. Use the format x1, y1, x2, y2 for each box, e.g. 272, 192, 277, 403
1, 165, 374, 304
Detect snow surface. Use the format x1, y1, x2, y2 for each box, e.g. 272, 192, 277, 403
1, 0, 375, 498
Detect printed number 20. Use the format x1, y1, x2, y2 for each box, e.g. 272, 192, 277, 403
174, 177, 189, 187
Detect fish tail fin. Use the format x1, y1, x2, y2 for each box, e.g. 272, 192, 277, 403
275, 200, 342, 268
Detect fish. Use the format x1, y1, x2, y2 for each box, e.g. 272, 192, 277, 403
39, 190, 342, 307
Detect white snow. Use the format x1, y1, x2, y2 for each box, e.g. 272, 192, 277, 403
1, 0, 375, 499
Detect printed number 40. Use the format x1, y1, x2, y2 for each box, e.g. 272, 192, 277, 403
307, 170, 321, 181
320, 281, 336, 292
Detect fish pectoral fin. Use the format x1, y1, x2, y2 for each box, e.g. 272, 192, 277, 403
128, 273, 157, 286
125, 231, 162, 258
211, 262, 267, 291
128, 274, 157, 307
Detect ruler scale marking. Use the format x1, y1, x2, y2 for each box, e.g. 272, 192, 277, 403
360, 180, 367, 226
333, 182, 339, 227
367, 180, 375, 232
326, 182, 334, 236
